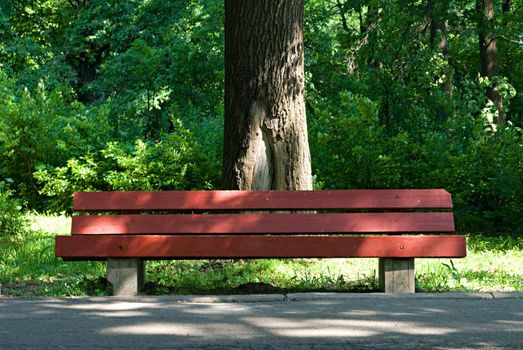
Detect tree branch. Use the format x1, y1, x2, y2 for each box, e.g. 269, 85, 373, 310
335, 0, 351, 33
496, 34, 523, 45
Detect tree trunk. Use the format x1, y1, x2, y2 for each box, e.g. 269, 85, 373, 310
502, 0, 511, 13
427, 0, 449, 60
223, 0, 312, 190
477, 0, 504, 123
427, 0, 452, 119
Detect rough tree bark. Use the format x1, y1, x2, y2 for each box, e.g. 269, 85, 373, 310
223, 0, 312, 190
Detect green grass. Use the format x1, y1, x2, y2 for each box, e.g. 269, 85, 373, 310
0, 215, 106, 296
416, 235, 523, 292
1, 215, 522, 296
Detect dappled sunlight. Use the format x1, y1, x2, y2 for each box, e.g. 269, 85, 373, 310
72, 212, 454, 235
73, 189, 453, 211
43, 301, 159, 311
339, 309, 448, 317
28, 214, 71, 234
179, 303, 252, 314
103, 322, 255, 339
494, 319, 523, 327
58, 189, 463, 262
86, 311, 153, 317
243, 317, 457, 337
38, 299, 460, 339
73, 216, 134, 234
1, 295, 521, 349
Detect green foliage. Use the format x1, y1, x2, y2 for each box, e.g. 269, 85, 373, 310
0, 180, 29, 240
435, 119, 523, 231
310, 85, 523, 231
35, 120, 220, 212
87, 0, 224, 140
1, 0, 523, 233
310, 91, 404, 189
305, 0, 523, 232
0, 215, 106, 296
0, 69, 112, 207
0, 73, 66, 203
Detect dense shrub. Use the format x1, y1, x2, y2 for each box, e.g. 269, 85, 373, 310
34, 120, 221, 213
0, 71, 113, 208
0, 180, 29, 239
310, 90, 523, 232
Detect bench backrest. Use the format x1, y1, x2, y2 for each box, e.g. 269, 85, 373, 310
72, 189, 455, 235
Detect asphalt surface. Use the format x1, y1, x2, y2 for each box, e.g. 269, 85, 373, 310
1, 293, 522, 350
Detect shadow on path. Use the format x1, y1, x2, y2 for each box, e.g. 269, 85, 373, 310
0, 294, 521, 349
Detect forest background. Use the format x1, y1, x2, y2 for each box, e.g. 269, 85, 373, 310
1, 0, 523, 234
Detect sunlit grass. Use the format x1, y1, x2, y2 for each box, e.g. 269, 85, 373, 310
1, 215, 521, 296
1, 215, 105, 296
28, 213, 71, 234
416, 235, 523, 292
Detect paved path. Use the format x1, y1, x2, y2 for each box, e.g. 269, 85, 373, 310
1, 293, 522, 349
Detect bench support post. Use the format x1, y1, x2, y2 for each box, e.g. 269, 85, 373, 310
107, 258, 146, 296
379, 258, 415, 293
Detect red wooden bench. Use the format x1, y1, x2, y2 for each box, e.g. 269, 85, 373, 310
55, 189, 466, 295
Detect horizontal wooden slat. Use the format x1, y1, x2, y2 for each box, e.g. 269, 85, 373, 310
72, 212, 455, 235
55, 235, 466, 259
73, 189, 453, 211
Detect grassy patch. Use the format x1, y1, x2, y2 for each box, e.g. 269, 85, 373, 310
416, 235, 523, 292
145, 258, 379, 295
0, 215, 106, 296
1, 215, 521, 296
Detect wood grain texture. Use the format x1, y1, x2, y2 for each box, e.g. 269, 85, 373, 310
71, 212, 455, 234
73, 189, 453, 211
223, 0, 311, 190
55, 235, 466, 259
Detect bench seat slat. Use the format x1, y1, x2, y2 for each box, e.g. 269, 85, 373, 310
55, 235, 466, 259
73, 189, 453, 211
72, 212, 455, 235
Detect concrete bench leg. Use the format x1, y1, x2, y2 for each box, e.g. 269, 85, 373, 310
107, 258, 146, 296
379, 258, 415, 293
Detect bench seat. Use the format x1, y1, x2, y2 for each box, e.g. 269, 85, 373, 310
55, 189, 466, 295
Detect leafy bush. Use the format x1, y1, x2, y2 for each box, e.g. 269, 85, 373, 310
434, 118, 523, 232
0, 180, 29, 239
310, 91, 407, 189
0, 70, 113, 209
310, 88, 523, 232
34, 120, 221, 212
